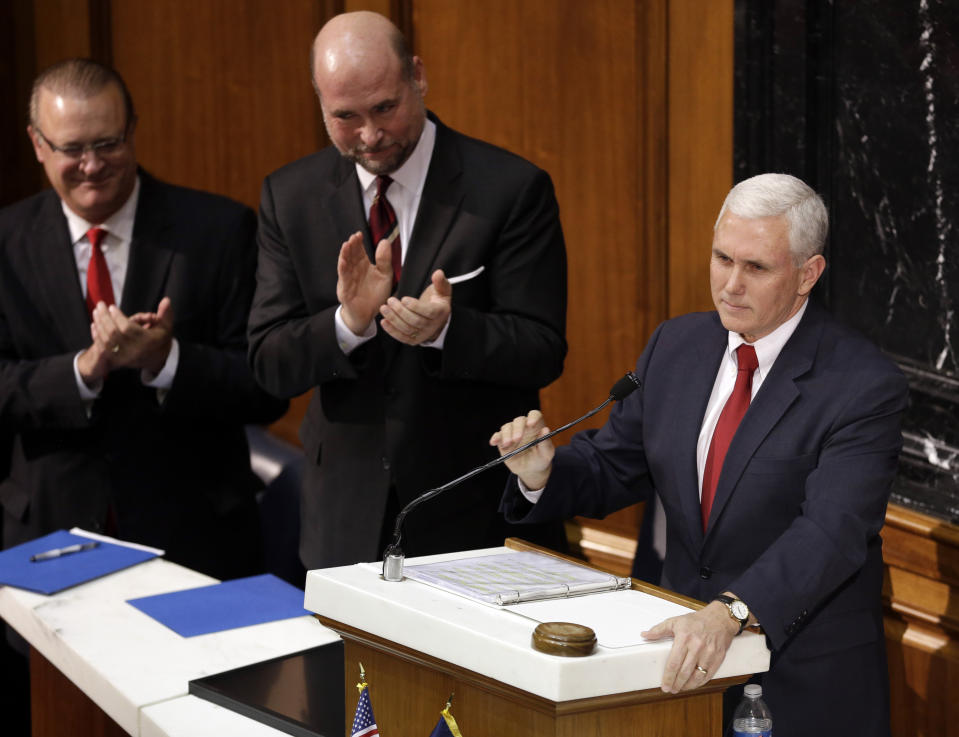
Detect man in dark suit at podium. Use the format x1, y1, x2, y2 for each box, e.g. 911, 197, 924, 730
248, 11, 568, 569
0, 59, 287, 577
492, 174, 907, 737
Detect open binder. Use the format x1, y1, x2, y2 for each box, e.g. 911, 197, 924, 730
403, 550, 631, 605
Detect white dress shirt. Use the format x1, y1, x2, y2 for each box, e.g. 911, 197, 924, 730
335, 119, 448, 354
520, 300, 809, 503
694, 300, 807, 497
64, 176, 180, 400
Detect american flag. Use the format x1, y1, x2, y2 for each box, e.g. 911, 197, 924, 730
351, 685, 379, 737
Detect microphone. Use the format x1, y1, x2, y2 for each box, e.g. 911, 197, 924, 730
381, 371, 641, 581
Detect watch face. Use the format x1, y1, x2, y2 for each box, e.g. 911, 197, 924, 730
730, 601, 749, 620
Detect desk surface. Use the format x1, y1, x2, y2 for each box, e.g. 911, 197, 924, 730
304, 547, 770, 702
0, 558, 338, 736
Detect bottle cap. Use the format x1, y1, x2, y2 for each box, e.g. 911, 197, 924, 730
744, 684, 762, 698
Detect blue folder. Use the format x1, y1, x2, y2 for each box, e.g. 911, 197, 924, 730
126, 574, 310, 637
0, 529, 159, 595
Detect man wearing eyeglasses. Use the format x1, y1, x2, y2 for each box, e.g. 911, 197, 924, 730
0, 59, 287, 578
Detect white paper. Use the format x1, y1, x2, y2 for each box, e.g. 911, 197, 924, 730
70, 527, 166, 556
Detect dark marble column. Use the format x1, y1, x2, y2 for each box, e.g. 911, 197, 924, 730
735, 0, 959, 522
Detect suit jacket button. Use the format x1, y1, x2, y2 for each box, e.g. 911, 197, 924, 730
382, 457, 391, 471
699, 566, 712, 580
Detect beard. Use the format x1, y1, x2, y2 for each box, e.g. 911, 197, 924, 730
338, 137, 417, 175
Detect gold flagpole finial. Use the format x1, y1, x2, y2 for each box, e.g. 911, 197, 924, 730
356, 662, 367, 694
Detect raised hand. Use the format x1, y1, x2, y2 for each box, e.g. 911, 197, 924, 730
337, 231, 393, 335
489, 410, 555, 490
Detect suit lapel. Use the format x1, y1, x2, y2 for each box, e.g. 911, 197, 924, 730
29, 192, 90, 349
677, 316, 728, 549
121, 173, 175, 314
380, 118, 464, 369
703, 304, 823, 538
328, 159, 369, 258
398, 119, 464, 298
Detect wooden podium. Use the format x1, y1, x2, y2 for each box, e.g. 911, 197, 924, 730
306, 540, 769, 737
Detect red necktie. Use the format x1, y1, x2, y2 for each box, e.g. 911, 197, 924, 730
701, 344, 759, 531
369, 176, 401, 285
85, 227, 115, 316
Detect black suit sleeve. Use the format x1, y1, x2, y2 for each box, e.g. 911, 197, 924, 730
248, 175, 357, 399
159, 204, 288, 425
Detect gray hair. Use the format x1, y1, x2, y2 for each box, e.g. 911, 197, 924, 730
29, 58, 135, 129
715, 173, 828, 264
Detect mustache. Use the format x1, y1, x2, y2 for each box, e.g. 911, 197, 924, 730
352, 141, 397, 155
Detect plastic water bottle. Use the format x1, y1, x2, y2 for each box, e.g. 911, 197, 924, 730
732, 683, 772, 736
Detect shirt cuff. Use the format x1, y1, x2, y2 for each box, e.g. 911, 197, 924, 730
141, 338, 179, 390
517, 477, 544, 504
335, 305, 377, 355
420, 314, 451, 349
74, 352, 102, 400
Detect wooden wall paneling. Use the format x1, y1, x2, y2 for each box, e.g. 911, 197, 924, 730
412, 0, 668, 571
570, 0, 672, 575
2, 0, 97, 207
31, 0, 93, 69
109, 0, 338, 447
30, 649, 126, 737
882, 505, 959, 737
109, 0, 327, 210
667, 0, 734, 319
413, 0, 649, 427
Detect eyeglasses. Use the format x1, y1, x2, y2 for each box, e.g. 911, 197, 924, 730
35, 126, 128, 160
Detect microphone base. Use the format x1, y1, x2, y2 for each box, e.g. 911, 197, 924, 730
382, 550, 405, 582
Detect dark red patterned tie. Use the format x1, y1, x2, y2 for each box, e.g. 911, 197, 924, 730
701, 344, 759, 531
369, 176, 401, 285
85, 227, 115, 316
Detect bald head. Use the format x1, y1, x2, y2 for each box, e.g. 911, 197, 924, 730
310, 11, 427, 175
311, 11, 414, 94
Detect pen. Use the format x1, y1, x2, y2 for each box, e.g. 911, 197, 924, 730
30, 541, 99, 562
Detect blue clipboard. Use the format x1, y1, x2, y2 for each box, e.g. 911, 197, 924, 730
127, 574, 310, 637
0, 529, 159, 595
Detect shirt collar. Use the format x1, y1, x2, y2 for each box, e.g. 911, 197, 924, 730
727, 299, 809, 376
62, 175, 141, 245
356, 118, 436, 199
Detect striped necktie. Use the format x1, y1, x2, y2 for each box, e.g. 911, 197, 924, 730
369, 176, 401, 285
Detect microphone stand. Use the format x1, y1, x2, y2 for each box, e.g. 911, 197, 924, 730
382, 371, 640, 581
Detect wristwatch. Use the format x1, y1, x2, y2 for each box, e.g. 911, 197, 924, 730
715, 594, 749, 635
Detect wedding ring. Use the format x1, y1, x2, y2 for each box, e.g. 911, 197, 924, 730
696, 665, 708, 675
111, 344, 120, 354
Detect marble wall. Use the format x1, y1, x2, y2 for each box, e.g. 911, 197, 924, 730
735, 0, 959, 522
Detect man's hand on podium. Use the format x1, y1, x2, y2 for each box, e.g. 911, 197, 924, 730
641, 599, 739, 693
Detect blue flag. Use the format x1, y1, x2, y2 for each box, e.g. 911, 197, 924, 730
428, 705, 463, 737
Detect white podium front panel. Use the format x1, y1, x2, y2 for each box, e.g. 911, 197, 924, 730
304, 547, 770, 703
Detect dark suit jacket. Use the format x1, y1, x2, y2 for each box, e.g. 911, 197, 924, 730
249, 115, 568, 568
502, 302, 907, 737
0, 172, 287, 580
